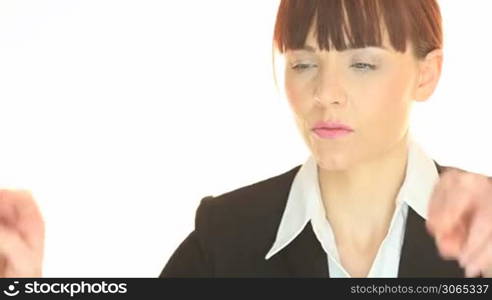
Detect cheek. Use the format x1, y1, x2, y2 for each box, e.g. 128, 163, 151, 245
355, 71, 413, 139
370, 77, 409, 115
284, 76, 313, 114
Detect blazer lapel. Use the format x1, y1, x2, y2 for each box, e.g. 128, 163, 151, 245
281, 220, 330, 277
397, 161, 465, 277
397, 205, 464, 277
272, 160, 467, 277
280, 207, 464, 278
258, 165, 329, 277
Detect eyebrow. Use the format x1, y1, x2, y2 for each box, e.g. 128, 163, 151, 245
297, 44, 388, 52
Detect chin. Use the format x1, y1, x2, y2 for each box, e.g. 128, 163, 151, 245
314, 153, 353, 171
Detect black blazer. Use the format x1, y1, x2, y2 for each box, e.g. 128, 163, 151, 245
160, 161, 472, 278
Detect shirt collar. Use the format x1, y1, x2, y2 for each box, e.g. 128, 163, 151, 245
264, 136, 439, 260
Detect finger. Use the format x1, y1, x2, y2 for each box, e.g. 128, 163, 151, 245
0, 225, 42, 277
13, 190, 45, 252
435, 222, 467, 260
0, 190, 45, 251
459, 210, 492, 266
428, 172, 478, 236
0, 191, 20, 227
427, 168, 464, 232
463, 241, 492, 278
0, 257, 6, 276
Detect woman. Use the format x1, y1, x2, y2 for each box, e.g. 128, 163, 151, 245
160, 0, 492, 278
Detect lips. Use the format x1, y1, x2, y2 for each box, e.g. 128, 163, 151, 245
312, 121, 353, 131
311, 121, 353, 139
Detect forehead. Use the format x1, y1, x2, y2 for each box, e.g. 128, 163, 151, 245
303, 20, 395, 53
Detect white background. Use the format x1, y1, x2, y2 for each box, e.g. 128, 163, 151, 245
0, 1, 490, 277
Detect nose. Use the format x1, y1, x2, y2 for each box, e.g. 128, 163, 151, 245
313, 73, 347, 107
314, 95, 344, 106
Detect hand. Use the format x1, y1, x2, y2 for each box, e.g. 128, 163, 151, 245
426, 167, 492, 277
0, 189, 45, 277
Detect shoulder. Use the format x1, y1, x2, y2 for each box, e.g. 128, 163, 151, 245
202, 164, 301, 212
193, 164, 301, 250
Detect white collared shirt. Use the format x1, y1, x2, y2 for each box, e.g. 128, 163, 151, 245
264, 136, 440, 277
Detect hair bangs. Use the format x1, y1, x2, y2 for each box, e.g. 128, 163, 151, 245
274, 0, 442, 59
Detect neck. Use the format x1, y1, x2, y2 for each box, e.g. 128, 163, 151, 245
318, 135, 409, 244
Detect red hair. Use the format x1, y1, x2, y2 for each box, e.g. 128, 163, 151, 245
273, 0, 443, 59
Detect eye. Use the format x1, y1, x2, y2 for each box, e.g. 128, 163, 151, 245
351, 62, 377, 71
291, 63, 317, 71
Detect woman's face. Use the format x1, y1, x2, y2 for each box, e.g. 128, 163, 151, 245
284, 24, 429, 170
